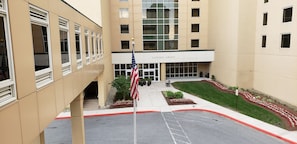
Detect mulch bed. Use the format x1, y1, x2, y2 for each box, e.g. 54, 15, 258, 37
204, 80, 297, 131
164, 97, 196, 105
110, 100, 133, 109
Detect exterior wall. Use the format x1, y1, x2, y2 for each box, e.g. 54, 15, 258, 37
208, 0, 256, 88
254, 0, 297, 106
0, 0, 104, 144
208, 0, 239, 86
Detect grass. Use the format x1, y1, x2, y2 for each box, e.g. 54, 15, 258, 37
172, 81, 285, 129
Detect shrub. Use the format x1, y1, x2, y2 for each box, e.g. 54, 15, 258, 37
166, 91, 175, 99
111, 76, 130, 100
174, 91, 183, 99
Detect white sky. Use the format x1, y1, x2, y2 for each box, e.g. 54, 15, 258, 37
64, 0, 102, 26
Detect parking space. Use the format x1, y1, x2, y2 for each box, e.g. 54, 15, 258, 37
45, 111, 287, 144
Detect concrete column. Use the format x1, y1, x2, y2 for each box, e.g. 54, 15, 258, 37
97, 76, 106, 108
160, 63, 166, 81
40, 131, 45, 144
70, 93, 85, 144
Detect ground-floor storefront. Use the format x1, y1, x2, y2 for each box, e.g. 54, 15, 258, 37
114, 62, 211, 81
112, 50, 214, 81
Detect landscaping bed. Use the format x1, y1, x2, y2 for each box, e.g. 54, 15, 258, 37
162, 91, 196, 105
172, 80, 297, 131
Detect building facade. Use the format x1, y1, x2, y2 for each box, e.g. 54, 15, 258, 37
110, 0, 214, 81
0, 0, 113, 144
1, 0, 297, 144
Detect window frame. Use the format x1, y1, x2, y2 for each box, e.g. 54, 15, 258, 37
59, 17, 71, 76
262, 35, 267, 48
191, 39, 199, 48
281, 33, 291, 48
283, 7, 293, 23
192, 8, 200, 17
85, 29, 90, 64
263, 13, 268, 25
119, 8, 129, 18
121, 40, 130, 49
191, 24, 200, 32
0, 0, 17, 107
75, 24, 83, 69
120, 24, 129, 34
30, 5, 53, 88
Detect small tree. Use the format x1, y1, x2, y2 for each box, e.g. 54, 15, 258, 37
111, 76, 130, 101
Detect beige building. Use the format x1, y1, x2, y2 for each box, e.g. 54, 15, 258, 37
0, 0, 297, 144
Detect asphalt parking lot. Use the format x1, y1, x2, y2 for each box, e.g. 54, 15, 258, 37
45, 110, 287, 144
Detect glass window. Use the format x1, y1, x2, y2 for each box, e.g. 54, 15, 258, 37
121, 24, 129, 33
281, 34, 290, 48
191, 24, 199, 32
144, 41, 157, 50
121, 41, 130, 49
262, 35, 266, 48
75, 32, 81, 60
264, 0, 268, 3
30, 5, 53, 88
119, 8, 129, 18
165, 40, 178, 50
263, 13, 268, 25
85, 29, 90, 64
143, 25, 157, 34
283, 7, 293, 22
59, 18, 71, 75
0, 0, 17, 106
191, 39, 199, 48
192, 8, 200, 17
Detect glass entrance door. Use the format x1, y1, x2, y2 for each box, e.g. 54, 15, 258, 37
143, 69, 155, 81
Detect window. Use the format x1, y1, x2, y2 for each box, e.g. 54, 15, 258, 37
192, 8, 200, 17
75, 24, 82, 69
192, 0, 200, 1
263, 13, 268, 25
85, 29, 90, 64
0, 0, 17, 106
91, 32, 96, 61
96, 34, 99, 59
281, 34, 290, 48
142, 0, 178, 50
121, 41, 129, 49
121, 25, 129, 33
191, 39, 199, 48
264, 0, 268, 3
191, 24, 199, 32
283, 7, 293, 22
262, 35, 266, 48
30, 5, 53, 88
59, 18, 71, 75
119, 8, 129, 18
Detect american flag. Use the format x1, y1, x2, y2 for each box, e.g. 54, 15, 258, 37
130, 49, 139, 100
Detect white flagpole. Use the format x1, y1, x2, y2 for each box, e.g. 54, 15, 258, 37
133, 99, 137, 144
132, 38, 137, 144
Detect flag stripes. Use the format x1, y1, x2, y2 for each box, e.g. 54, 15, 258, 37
130, 49, 139, 100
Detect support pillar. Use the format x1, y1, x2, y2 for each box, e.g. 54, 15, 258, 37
70, 93, 85, 144
160, 63, 166, 81
98, 76, 107, 108
39, 131, 45, 144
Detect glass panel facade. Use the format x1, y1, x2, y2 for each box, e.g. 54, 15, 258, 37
143, 0, 178, 50
166, 63, 198, 78
114, 63, 159, 81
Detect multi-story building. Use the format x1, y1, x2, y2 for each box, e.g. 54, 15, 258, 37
0, 0, 297, 144
0, 0, 113, 144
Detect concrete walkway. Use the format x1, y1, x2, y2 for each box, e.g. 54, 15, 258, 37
57, 80, 297, 143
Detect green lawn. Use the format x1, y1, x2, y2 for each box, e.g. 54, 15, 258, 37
172, 81, 285, 129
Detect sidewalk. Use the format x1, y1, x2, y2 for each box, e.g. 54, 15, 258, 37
57, 80, 297, 143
